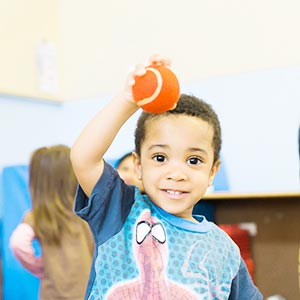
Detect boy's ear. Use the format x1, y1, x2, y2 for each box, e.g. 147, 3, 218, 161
208, 160, 221, 186
132, 152, 142, 180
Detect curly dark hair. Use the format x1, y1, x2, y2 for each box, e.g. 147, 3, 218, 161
134, 94, 222, 163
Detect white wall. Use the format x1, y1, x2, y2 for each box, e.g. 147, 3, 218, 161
1, 0, 300, 100
1, 0, 299, 194
183, 67, 300, 193
1, 66, 299, 193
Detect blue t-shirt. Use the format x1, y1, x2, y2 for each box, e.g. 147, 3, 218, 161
75, 162, 262, 300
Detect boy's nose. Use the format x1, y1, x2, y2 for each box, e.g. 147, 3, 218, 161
166, 163, 187, 181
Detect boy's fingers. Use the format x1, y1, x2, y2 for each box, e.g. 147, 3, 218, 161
134, 64, 147, 76
127, 77, 135, 86
148, 54, 171, 67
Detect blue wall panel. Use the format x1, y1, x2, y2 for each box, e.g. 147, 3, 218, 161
1, 166, 39, 300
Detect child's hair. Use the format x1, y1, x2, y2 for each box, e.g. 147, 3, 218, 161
134, 94, 222, 163
29, 145, 78, 245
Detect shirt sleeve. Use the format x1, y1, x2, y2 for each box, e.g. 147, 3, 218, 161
229, 259, 263, 300
9, 223, 43, 278
74, 161, 135, 245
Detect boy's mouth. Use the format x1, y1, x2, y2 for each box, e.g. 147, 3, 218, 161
162, 189, 189, 198
165, 189, 182, 195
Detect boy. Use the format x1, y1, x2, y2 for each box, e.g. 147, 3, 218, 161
71, 55, 263, 299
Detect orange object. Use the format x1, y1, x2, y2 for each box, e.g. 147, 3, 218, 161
132, 65, 180, 114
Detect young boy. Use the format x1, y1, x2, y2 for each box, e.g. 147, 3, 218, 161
71, 55, 263, 300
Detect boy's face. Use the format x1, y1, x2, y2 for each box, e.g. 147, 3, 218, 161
133, 114, 219, 222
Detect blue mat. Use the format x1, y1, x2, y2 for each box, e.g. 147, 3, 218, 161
1, 165, 40, 300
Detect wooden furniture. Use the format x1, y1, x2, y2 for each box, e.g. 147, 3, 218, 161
203, 192, 300, 299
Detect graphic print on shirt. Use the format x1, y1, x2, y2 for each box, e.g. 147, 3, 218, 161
87, 189, 240, 300
106, 210, 198, 300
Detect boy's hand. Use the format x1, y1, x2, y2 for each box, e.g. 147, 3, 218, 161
147, 54, 172, 68
122, 54, 172, 103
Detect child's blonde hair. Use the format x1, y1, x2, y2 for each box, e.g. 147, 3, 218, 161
30, 145, 79, 245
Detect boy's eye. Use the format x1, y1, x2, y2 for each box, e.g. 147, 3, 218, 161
188, 157, 202, 165
153, 155, 166, 163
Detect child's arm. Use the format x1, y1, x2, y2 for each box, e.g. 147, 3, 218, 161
70, 82, 140, 197
10, 223, 44, 278
71, 55, 171, 197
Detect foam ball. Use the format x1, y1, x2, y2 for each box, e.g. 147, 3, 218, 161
132, 65, 180, 114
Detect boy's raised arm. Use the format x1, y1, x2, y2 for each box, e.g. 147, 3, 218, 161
70, 92, 139, 197
70, 55, 171, 197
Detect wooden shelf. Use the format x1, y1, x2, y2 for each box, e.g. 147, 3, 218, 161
204, 191, 300, 200
203, 191, 300, 299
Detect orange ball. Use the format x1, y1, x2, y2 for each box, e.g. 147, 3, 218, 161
132, 65, 180, 114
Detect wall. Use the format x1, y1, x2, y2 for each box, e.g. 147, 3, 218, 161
0, 0, 299, 193
183, 67, 300, 193
0, 0, 60, 100
1, 66, 299, 193
1, 0, 300, 101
